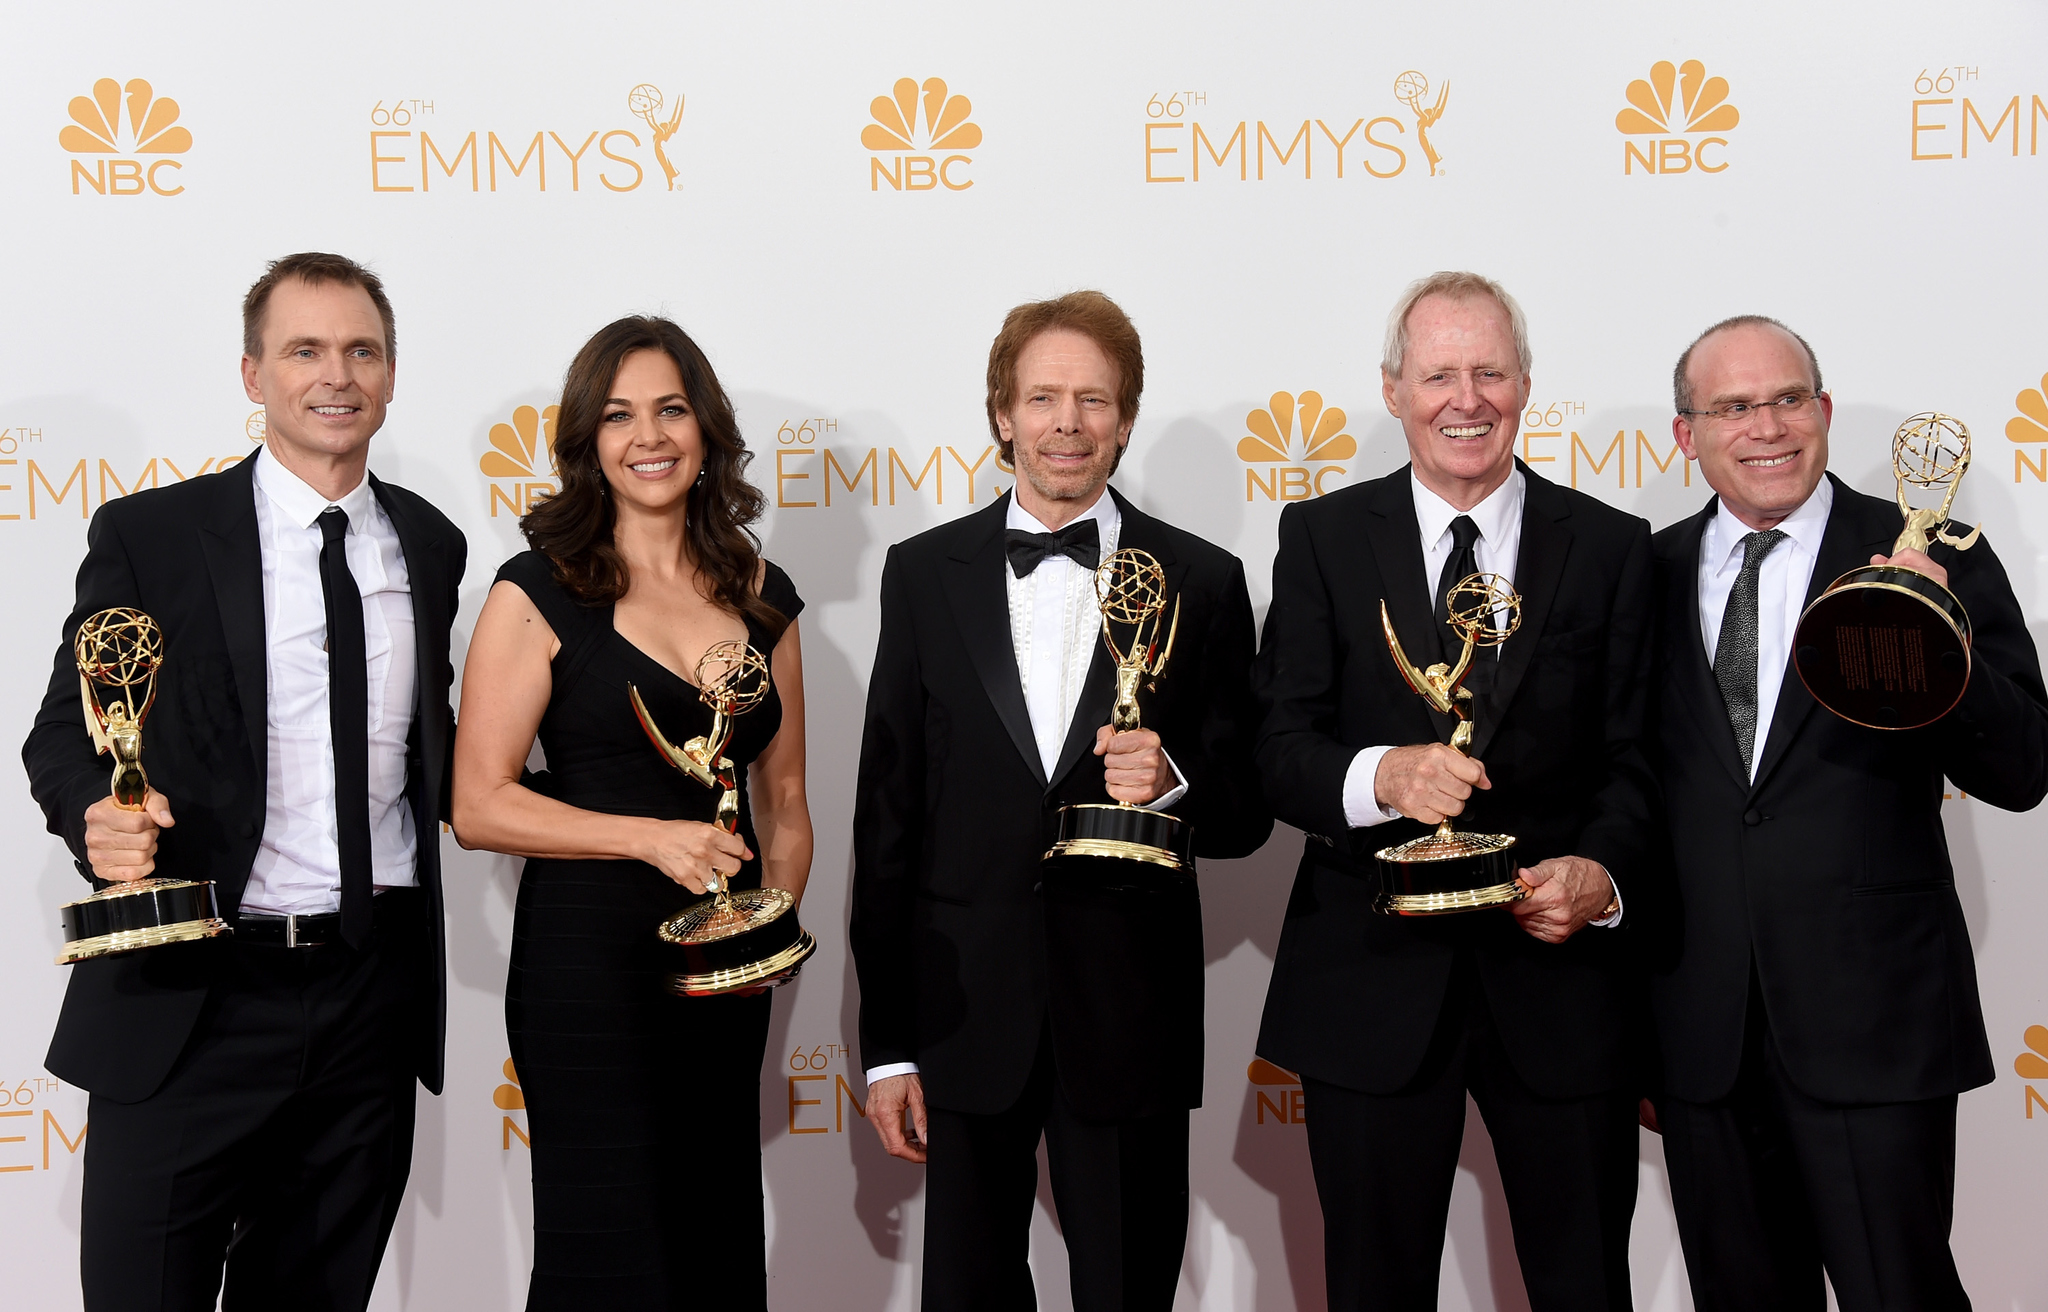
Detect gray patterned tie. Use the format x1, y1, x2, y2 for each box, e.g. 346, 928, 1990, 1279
1714, 528, 1787, 773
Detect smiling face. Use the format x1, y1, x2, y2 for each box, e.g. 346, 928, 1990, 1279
1672, 322, 1832, 530
595, 347, 704, 517
1383, 293, 1530, 510
995, 328, 1131, 527
240, 277, 393, 472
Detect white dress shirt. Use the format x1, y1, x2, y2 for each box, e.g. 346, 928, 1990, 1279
241, 449, 419, 916
1697, 476, 1833, 779
865, 488, 1187, 1087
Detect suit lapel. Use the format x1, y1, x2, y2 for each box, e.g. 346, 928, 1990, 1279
1361, 469, 1450, 746
370, 474, 448, 809
198, 455, 268, 789
942, 494, 1046, 788
1044, 489, 1179, 793
1471, 464, 1568, 758
1750, 475, 1895, 793
1666, 498, 1752, 790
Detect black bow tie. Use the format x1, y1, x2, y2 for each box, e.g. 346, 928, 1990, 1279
1005, 519, 1100, 578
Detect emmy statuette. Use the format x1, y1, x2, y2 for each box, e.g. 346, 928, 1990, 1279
1043, 548, 1192, 876
1373, 575, 1527, 916
58, 607, 231, 964
1793, 413, 1979, 730
629, 640, 815, 997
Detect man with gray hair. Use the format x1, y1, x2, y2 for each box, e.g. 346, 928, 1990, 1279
1252, 271, 1657, 1309
1646, 314, 2048, 1310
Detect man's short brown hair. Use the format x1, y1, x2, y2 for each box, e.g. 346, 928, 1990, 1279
984, 290, 1143, 463
242, 252, 396, 360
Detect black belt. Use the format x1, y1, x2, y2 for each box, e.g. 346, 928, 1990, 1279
235, 888, 420, 948
234, 910, 344, 948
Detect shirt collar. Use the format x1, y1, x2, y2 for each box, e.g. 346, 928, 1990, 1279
1410, 465, 1524, 554
1705, 474, 1834, 570
252, 445, 375, 531
1006, 484, 1120, 540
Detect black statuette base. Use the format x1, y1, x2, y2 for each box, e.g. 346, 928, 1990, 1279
1373, 831, 1523, 916
1043, 803, 1192, 872
58, 879, 230, 964
1794, 566, 1971, 730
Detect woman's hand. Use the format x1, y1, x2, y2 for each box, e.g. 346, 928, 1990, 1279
642, 819, 754, 894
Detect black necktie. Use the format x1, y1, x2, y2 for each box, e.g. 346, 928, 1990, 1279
1434, 515, 1493, 687
1006, 518, 1100, 578
318, 507, 374, 948
1714, 528, 1787, 775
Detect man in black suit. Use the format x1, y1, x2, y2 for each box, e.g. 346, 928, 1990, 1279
22, 252, 465, 1312
1645, 314, 2048, 1311
850, 290, 1271, 1311
1253, 271, 1657, 1311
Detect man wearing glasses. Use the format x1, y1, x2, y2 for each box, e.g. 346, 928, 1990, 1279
1253, 271, 1656, 1310
1645, 315, 2048, 1310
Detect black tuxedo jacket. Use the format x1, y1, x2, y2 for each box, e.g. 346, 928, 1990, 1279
1644, 474, 2048, 1105
22, 452, 466, 1103
1253, 462, 1657, 1100
850, 489, 1271, 1119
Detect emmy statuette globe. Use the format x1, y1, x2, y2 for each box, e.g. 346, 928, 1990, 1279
629, 640, 815, 996
58, 607, 231, 964
1793, 413, 1979, 730
1372, 574, 1528, 916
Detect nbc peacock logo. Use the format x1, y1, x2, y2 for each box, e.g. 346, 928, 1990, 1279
1239, 390, 1357, 502
1615, 60, 1738, 176
2006, 371, 2048, 485
495, 1058, 530, 1148
863, 77, 981, 192
2015, 1025, 2048, 1118
481, 403, 558, 517
59, 77, 191, 196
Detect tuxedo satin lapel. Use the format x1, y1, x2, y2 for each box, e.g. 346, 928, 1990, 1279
197, 456, 267, 791
370, 476, 449, 798
1668, 501, 1751, 790
943, 496, 1046, 788
1362, 471, 1451, 745
1470, 468, 1568, 759
1750, 476, 1896, 793
1046, 491, 1176, 792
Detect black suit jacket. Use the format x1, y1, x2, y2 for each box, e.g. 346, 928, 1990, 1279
1253, 462, 1657, 1100
1644, 474, 2048, 1105
849, 489, 1271, 1119
22, 451, 466, 1103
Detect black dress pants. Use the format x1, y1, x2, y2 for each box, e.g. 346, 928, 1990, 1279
1658, 987, 1970, 1312
79, 891, 425, 1312
1301, 958, 1638, 1312
921, 1026, 1191, 1312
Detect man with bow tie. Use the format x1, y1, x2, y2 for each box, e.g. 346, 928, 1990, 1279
850, 290, 1270, 1311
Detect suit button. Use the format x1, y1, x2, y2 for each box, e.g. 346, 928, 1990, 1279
239, 821, 257, 838
1743, 809, 1763, 826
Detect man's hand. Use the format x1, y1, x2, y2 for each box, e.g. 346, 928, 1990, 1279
83, 788, 175, 882
1095, 726, 1175, 805
1875, 547, 1948, 588
866, 1074, 928, 1164
1511, 855, 1613, 944
1374, 743, 1490, 824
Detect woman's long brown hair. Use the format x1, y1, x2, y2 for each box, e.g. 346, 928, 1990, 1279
521, 315, 786, 641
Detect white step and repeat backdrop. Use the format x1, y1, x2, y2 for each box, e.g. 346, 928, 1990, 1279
3, 2, 2047, 1308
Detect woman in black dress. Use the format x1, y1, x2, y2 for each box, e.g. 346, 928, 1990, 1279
452, 316, 810, 1311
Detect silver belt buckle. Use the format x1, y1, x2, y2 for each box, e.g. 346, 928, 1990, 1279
284, 913, 300, 949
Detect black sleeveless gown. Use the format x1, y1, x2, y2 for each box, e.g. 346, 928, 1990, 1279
497, 550, 802, 1312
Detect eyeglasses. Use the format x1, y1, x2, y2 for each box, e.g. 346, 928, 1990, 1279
1678, 391, 1825, 426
